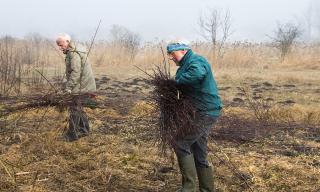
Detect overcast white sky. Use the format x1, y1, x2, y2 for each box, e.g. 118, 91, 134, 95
0, 0, 317, 42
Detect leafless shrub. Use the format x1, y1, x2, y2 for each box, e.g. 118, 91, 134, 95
110, 24, 141, 60
271, 22, 302, 61
0, 35, 64, 96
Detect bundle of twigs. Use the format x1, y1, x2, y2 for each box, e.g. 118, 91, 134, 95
0, 92, 98, 117
141, 64, 197, 153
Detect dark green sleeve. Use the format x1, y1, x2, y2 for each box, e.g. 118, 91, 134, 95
176, 63, 207, 85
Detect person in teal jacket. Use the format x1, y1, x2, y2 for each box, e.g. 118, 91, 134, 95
167, 40, 222, 192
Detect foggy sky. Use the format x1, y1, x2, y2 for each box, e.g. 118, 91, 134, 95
0, 0, 316, 42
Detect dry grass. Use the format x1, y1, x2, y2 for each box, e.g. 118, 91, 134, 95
2, 100, 319, 191
0, 36, 320, 191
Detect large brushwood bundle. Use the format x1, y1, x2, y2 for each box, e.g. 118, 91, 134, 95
148, 65, 197, 153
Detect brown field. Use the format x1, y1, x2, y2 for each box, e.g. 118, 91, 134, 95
0, 37, 320, 191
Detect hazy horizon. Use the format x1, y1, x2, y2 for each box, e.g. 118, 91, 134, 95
0, 0, 318, 42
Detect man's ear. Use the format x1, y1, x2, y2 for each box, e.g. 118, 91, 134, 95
66, 40, 71, 48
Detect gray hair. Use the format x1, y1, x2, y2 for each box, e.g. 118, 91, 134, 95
56, 33, 71, 42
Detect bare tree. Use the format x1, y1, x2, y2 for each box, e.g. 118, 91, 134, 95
304, 3, 313, 42
198, 8, 232, 60
271, 22, 302, 61
0, 36, 16, 95
297, 0, 318, 42
314, 1, 320, 41
110, 25, 141, 60
219, 10, 232, 57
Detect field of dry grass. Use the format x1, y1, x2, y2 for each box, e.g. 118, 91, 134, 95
0, 37, 320, 191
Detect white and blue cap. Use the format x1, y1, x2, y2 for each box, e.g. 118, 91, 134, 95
166, 39, 191, 53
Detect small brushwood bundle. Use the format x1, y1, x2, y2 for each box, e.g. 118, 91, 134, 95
0, 92, 97, 117
149, 65, 197, 153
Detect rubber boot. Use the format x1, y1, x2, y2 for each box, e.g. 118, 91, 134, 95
177, 154, 197, 192
196, 166, 214, 192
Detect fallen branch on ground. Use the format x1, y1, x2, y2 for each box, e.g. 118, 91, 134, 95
0, 92, 103, 117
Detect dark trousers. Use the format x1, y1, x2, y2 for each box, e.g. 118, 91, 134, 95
174, 115, 218, 168
65, 106, 90, 141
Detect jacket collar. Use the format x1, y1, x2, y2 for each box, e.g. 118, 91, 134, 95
67, 41, 76, 52
179, 50, 193, 67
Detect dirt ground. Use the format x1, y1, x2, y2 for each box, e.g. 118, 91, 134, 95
1, 67, 320, 192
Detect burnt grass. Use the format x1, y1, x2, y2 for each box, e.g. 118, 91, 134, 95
0, 77, 320, 191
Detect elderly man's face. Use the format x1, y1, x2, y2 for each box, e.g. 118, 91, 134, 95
56, 38, 70, 54
168, 50, 187, 66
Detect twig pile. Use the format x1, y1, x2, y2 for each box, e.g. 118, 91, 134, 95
0, 92, 98, 117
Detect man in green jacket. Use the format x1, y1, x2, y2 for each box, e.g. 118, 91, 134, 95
56, 33, 96, 141
167, 40, 222, 192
